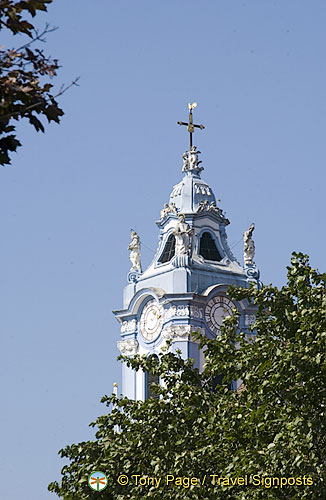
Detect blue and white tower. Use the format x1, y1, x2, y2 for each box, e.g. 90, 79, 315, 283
113, 104, 259, 400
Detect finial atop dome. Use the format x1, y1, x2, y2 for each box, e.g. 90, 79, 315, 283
188, 101, 197, 111
177, 101, 205, 148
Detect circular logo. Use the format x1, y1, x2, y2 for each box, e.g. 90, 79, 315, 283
88, 471, 108, 492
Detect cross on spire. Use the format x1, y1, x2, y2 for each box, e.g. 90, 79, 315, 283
177, 102, 205, 148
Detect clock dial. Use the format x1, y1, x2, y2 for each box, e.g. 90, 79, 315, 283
140, 300, 163, 341
205, 295, 235, 335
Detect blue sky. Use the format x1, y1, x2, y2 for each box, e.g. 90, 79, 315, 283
1, 1, 325, 499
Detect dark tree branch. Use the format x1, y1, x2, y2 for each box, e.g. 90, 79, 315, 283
16, 23, 58, 51
0, 77, 80, 121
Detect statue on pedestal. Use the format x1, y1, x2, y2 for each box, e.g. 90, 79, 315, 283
173, 214, 192, 255
128, 230, 142, 273
244, 223, 255, 267
181, 146, 203, 173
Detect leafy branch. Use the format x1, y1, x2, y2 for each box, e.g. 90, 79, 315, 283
0, 0, 78, 165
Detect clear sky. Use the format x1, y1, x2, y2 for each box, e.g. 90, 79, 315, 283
1, 1, 325, 499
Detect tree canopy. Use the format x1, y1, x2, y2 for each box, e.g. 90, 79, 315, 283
49, 252, 326, 500
0, 0, 75, 165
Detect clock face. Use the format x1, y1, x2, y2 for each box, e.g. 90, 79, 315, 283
140, 300, 163, 341
205, 295, 235, 335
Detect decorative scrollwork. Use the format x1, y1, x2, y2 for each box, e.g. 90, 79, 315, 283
245, 266, 260, 280
121, 319, 137, 334
245, 314, 256, 326
162, 325, 205, 340
164, 305, 203, 320
117, 339, 139, 355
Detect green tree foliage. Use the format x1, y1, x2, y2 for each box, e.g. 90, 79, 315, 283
49, 253, 326, 500
0, 0, 75, 165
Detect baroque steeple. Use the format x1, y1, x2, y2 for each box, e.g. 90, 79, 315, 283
113, 103, 260, 400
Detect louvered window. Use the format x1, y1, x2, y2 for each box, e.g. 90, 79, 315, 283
199, 232, 222, 261
159, 234, 176, 263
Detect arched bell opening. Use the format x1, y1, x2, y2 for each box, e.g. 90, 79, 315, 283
158, 234, 176, 263
199, 231, 222, 262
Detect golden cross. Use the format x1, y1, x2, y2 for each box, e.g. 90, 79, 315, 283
177, 102, 205, 148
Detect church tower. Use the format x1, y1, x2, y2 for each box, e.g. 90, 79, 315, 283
113, 103, 260, 400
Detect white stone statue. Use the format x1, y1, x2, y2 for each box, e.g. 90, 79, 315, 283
160, 202, 178, 220
244, 223, 255, 267
181, 146, 203, 173
189, 145, 202, 170
182, 151, 189, 172
169, 202, 177, 215
128, 230, 142, 272
173, 213, 192, 255
197, 200, 209, 212
208, 201, 220, 213
160, 203, 170, 220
